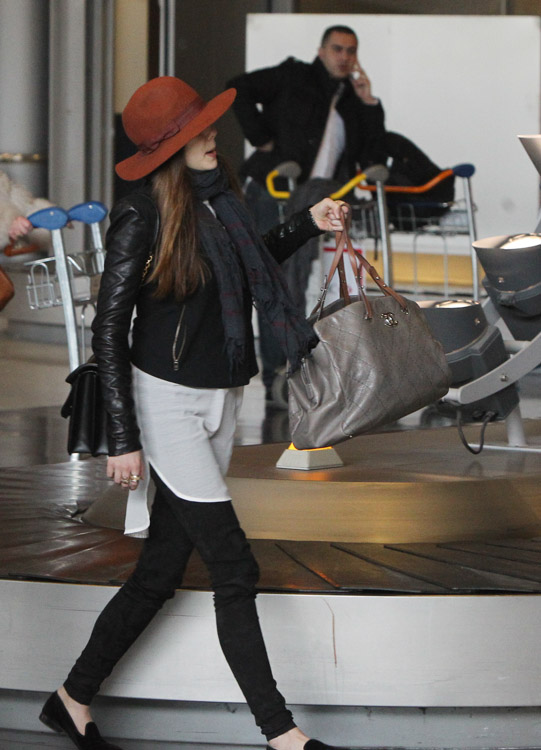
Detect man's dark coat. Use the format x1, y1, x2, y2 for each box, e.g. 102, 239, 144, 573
227, 57, 386, 185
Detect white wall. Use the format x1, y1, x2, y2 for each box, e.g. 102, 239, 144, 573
245, 14, 541, 240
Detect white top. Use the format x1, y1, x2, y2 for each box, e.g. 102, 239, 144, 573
124, 366, 243, 537
310, 85, 346, 180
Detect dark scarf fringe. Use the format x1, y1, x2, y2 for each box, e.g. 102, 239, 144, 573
190, 167, 318, 375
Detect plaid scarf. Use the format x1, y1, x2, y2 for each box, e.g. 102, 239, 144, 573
191, 166, 318, 374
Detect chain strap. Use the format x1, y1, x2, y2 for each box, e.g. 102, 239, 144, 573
141, 253, 154, 282
140, 192, 161, 284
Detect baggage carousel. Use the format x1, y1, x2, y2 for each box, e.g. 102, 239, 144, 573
3, 416, 541, 726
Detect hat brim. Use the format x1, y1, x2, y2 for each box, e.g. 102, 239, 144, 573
116, 88, 237, 181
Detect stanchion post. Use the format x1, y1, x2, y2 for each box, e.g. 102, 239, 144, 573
464, 175, 479, 301
375, 179, 394, 287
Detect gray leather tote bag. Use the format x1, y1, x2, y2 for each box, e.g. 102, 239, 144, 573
288, 225, 451, 449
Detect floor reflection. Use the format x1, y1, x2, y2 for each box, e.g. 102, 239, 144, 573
1, 368, 540, 471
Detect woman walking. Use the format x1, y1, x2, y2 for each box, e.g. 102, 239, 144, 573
37, 76, 348, 750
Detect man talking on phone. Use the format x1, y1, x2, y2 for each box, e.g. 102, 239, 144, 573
227, 25, 384, 225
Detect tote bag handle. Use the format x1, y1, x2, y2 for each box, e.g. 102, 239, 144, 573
315, 206, 409, 319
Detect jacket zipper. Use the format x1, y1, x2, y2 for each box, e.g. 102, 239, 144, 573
172, 306, 186, 371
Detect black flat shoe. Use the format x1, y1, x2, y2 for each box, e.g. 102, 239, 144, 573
267, 741, 341, 750
39, 691, 123, 750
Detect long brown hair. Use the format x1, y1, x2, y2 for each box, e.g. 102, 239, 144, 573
149, 152, 243, 302
149, 150, 205, 301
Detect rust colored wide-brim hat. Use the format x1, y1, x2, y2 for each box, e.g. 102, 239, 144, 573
116, 76, 237, 181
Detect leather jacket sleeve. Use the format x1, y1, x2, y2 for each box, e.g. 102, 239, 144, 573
263, 207, 322, 264
227, 59, 294, 148
91, 193, 158, 456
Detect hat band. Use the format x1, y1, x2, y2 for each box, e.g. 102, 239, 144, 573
138, 96, 206, 155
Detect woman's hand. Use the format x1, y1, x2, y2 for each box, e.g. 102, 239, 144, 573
9, 216, 33, 242
107, 450, 144, 491
309, 198, 349, 233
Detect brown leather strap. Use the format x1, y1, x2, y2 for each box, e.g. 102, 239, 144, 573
338, 218, 374, 315
312, 208, 365, 316
355, 250, 409, 311
0, 266, 15, 311
338, 206, 409, 312
322, 214, 358, 300
312, 206, 409, 319
336, 255, 350, 304
4, 242, 40, 257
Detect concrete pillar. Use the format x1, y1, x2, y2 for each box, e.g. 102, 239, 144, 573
0, 0, 49, 196
49, 0, 114, 212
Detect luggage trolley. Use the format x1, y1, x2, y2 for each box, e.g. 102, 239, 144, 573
266, 163, 391, 309
267, 163, 478, 300
25, 201, 108, 371
333, 163, 478, 299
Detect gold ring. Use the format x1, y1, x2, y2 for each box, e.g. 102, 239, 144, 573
129, 474, 142, 481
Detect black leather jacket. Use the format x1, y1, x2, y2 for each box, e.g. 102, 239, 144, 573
92, 187, 321, 456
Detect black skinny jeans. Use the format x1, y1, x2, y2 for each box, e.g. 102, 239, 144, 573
64, 470, 296, 741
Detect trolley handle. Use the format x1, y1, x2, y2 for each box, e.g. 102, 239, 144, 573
265, 163, 474, 200
27, 207, 69, 230
265, 161, 302, 199
354, 168, 454, 196
67, 201, 108, 267
330, 164, 390, 199
265, 163, 389, 200
67, 201, 108, 225
331, 163, 474, 199
3, 207, 68, 258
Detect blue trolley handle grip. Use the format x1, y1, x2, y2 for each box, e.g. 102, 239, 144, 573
27, 207, 69, 231
27, 206, 81, 370
67, 201, 108, 256
67, 201, 108, 225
